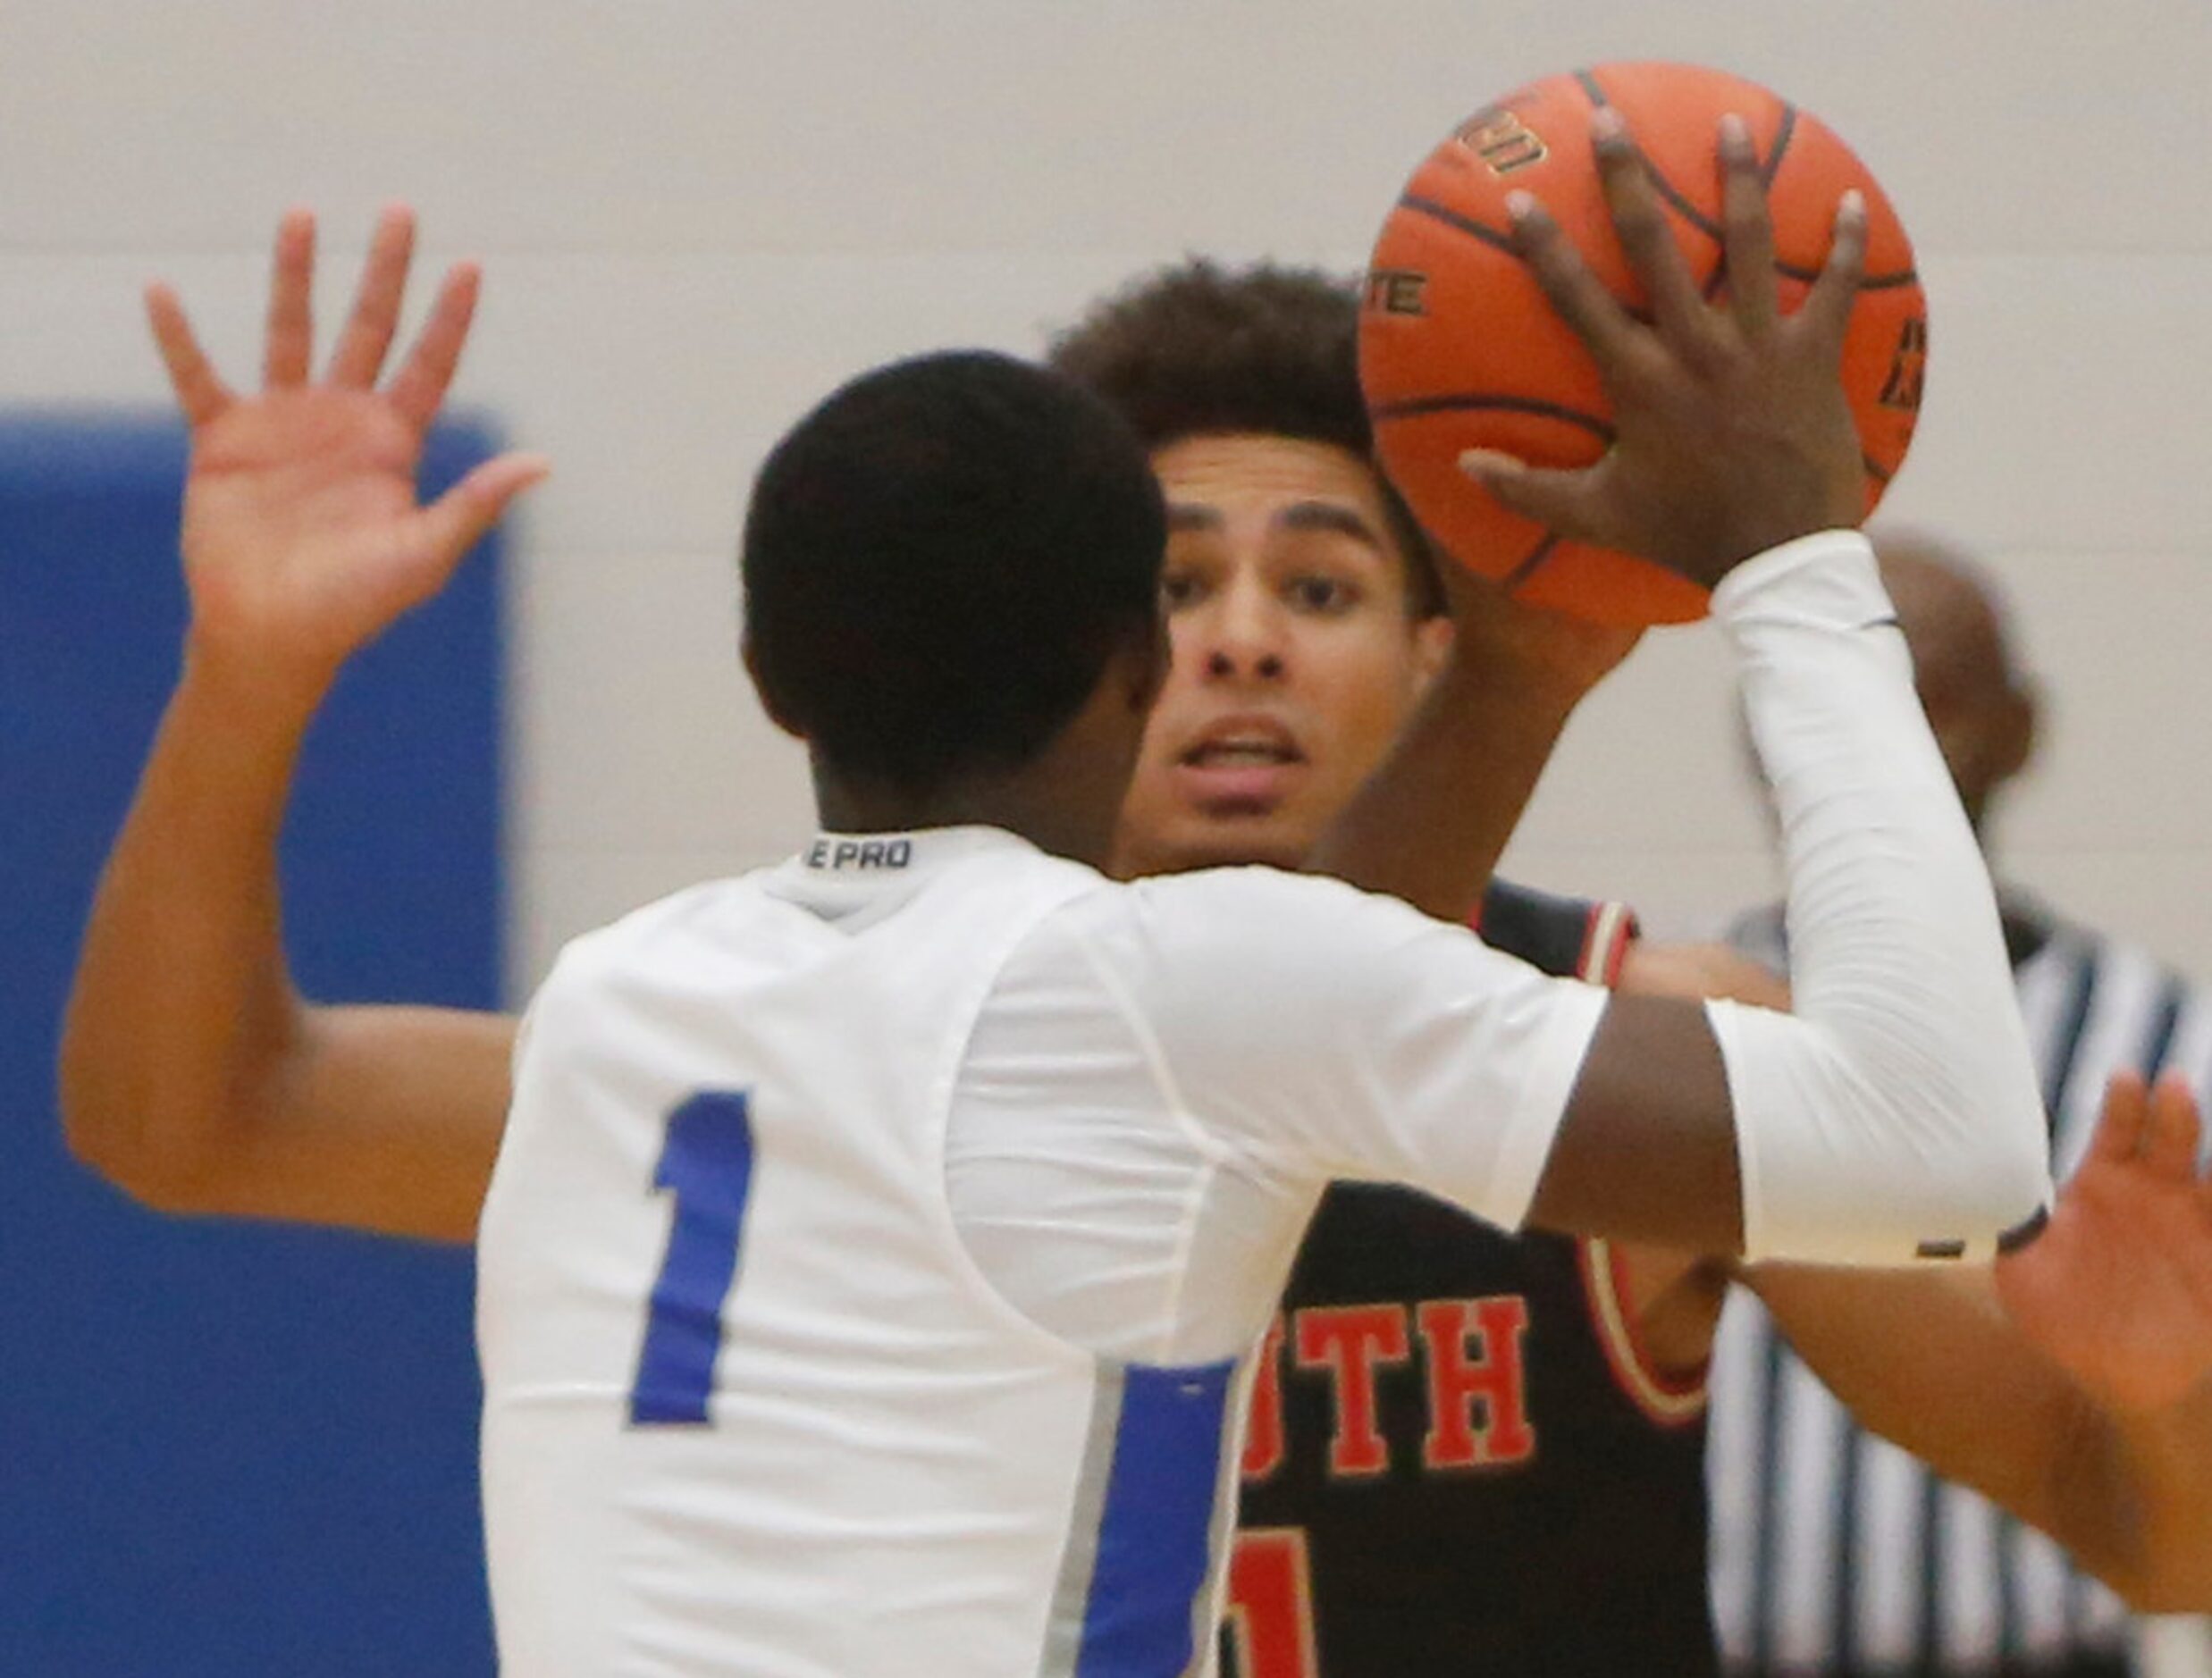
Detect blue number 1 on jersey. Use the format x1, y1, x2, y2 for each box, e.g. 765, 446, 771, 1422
629, 1091, 756, 1426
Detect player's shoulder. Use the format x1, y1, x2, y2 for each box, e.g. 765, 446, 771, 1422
1028, 865, 1375, 975
535, 872, 777, 994
1107, 863, 1438, 949
1038, 866, 1500, 1019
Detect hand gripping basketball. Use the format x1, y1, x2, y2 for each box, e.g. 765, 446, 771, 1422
1362, 62, 1922, 623
1460, 110, 1868, 594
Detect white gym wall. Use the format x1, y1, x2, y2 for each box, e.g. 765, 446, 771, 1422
4, 0, 2207, 986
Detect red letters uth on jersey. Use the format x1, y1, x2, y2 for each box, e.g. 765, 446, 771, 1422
1229, 1296, 1537, 1676
1244, 1295, 1535, 1482
1419, 1296, 1535, 1468
1293, 1306, 1409, 1477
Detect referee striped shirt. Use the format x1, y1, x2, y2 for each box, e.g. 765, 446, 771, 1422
1710, 896, 2212, 1676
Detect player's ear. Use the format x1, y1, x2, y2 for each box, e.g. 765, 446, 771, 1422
741, 632, 808, 742
1410, 611, 1455, 695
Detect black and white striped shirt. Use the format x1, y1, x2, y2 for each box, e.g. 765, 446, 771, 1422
1710, 897, 2212, 1675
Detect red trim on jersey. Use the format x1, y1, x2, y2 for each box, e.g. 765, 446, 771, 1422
1570, 898, 1702, 1425
1576, 1238, 1709, 1429
1577, 900, 1639, 986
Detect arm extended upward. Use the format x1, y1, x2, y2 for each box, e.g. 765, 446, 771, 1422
60, 206, 542, 1242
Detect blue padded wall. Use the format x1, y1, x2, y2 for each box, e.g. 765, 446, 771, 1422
0, 413, 503, 1674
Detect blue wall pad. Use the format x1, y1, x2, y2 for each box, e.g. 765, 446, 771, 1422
0, 412, 505, 1675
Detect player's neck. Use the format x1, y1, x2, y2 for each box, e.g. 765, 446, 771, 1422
806, 643, 1156, 872
811, 761, 1123, 873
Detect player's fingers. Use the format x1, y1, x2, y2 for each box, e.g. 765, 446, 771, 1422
263, 207, 316, 389
1798, 190, 1867, 359
1459, 449, 1603, 545
326, 204, 416, 389
1718, 114, 1779, 339
413, 450, 550, 565
2087, 1069, 2150, 1165
1590, 111, 1716, 357
386, 261, 481, 431
2142, 1070, 2202, 1179
145, 282, 234, 428
1507, 191, 1648, 382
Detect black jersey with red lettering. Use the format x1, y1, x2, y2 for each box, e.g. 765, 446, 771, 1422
1224, 879, 1719, 1678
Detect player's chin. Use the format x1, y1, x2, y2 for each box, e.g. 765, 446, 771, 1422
1149, 801, 1318, 874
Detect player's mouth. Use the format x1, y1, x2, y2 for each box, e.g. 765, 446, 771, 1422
1173, 717, 1307, 813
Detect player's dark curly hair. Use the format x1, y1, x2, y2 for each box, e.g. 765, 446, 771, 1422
1046, 260, 1445, 617
742, 349, 1165, 794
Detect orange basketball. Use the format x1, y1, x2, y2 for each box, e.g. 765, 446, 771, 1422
1359, 62, 1927, 625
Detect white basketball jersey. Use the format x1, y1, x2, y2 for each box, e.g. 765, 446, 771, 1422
479, 826, 1606, 1677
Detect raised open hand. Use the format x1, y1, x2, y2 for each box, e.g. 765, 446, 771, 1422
1460, 112, 1866, 590
149, 206, 547, 701
1996, 1071, 2212, 1414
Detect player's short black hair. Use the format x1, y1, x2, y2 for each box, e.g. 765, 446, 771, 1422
742, 349, 1166, 793
1046, 260, 1446, 618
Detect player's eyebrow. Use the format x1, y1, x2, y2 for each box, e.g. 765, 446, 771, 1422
1165, 503, 1223, 532
1276, 501, 1384, 550
1164, 501, 1384, 549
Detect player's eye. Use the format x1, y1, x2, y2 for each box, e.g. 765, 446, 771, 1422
1287, 575, 1358, 614
1160, 569, 1207, 610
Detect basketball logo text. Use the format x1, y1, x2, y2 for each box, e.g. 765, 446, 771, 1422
1363, 268, 1428, 317
1455, 105, 1548, 176
1879, 315, 1927, 412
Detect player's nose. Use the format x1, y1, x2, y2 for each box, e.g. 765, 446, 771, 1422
1198, 576, 1288, 683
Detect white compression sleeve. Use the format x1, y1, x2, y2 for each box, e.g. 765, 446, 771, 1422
1705, 531, 2052, 1264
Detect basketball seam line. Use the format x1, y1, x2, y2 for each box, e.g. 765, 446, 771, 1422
1367, 394, 1616, 442
1398, 193, 1517, 254
1399, 189, 1916, 290
1760, 105, 1799, 189
1576, 65, 1730, 244
1567, 69, 1916, 288
1503, 533, 1562, 592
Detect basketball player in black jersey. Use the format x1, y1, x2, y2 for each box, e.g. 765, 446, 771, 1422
1044, 238, 2212, 1672
63, 130, 2212, 1675
1047, 256, 1775, 1678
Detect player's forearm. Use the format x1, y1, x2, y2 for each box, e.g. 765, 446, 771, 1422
1309, 641, 1580, 923
1761, 1267, 2202, 1607
1700, 533, 2050, 1263
60, 653, 325, 1206
1752, 1264, 2088, 1531
1754, 1258, 2212, 1609
2065, 1378, 2212, 1610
